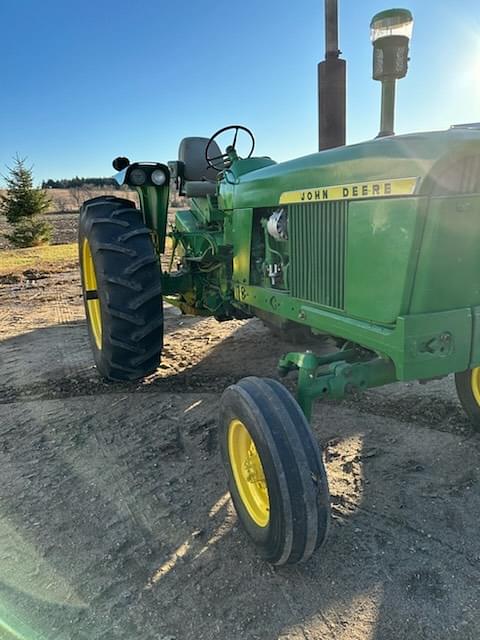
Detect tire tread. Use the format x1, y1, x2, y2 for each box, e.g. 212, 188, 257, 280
79, 196, 163, 381
219, 376, 330, 565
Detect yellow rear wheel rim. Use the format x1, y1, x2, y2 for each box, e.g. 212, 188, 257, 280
82, 238, 102, 350
228, 419, 270, 528
471, 368, 480, 406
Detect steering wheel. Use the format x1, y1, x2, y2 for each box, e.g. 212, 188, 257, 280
205, 125, 255, 171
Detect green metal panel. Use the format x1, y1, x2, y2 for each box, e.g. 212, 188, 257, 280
174, 209, 218, 257
345, 198, 419, 324
137, 184, 169, 252
175, 209, 199, 233
190, 194, 224, 224
235, 283, 472, 380
394, 309, 472, 379
218, 181, 234, 212
289, 201, 347, 310
225, 128, 480, 211
410, 195, 480, 314
232, 209, 253, 285
470, 306, 480, 367
226, 157, 276, 178
428, 154, 480, 196
223, 210, 234, 246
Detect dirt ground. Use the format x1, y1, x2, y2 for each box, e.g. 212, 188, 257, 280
1, 222, 480, 639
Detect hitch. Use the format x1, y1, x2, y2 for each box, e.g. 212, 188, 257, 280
278, 349, 397, 421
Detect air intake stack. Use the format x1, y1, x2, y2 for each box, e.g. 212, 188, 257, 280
371, 9, 414, 137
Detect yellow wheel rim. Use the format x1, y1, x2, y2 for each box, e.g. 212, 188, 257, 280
82, 238, 102, 350
471, 368, 480, 405
228, 419, 270, 528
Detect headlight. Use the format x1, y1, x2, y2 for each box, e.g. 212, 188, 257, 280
129, 168, 146, 186
151, 169, 167, 186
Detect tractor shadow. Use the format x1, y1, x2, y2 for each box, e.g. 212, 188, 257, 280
1, 315, 480, 638
0, 304, 207, 401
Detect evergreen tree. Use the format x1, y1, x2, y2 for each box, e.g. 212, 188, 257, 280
0, 156, 52, 247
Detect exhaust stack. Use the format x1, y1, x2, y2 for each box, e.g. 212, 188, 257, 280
318, 0, 346, 151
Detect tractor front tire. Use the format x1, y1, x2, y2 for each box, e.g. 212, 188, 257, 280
219, 377, 330, 565
79, 196, 163, 381
455, 368, 480, 430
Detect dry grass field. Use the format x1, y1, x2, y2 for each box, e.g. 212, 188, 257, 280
0, 187, 138, 215
0, 243, 77, 275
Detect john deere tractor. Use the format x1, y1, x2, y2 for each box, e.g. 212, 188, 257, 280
79, 6, 480, 564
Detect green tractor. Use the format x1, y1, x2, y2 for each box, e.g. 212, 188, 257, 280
79, 6, 480, 565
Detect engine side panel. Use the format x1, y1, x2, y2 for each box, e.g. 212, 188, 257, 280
345, 198, 420, 324
410, 194, 480, 314
231, 208, 253, 286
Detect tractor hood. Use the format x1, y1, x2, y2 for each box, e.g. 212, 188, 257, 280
221, 126, 480, 210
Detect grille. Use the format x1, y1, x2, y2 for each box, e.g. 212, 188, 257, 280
289, 201, 348, 310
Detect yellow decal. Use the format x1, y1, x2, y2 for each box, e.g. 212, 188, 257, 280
279, 177, 418, 205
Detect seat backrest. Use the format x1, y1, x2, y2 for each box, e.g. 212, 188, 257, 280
178, 137, 223, 181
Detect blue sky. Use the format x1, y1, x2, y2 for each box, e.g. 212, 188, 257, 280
1, 0, 479, 185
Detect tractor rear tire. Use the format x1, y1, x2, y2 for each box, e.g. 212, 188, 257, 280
78, 196, 163, 381
455, 368, 480, 430
219, 376, 330, 565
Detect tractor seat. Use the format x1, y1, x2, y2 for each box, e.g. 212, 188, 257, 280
177, 137, 224, 197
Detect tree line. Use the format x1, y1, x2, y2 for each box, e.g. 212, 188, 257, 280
42, 176, 119, 189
